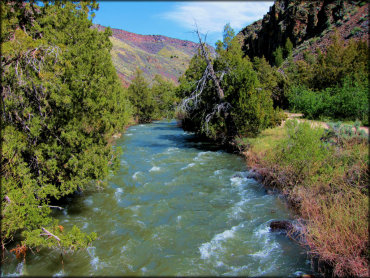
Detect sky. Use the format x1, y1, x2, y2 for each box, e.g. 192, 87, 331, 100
93, 1, 274, 47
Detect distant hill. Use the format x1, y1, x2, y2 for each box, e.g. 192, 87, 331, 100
236, 0, 368, 64
93, 24, 204, 87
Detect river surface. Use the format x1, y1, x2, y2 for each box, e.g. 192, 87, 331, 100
3, 120, 313, 276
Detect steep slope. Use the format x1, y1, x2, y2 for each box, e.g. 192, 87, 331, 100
93, 24, 202, 87
236, 0, 368, 63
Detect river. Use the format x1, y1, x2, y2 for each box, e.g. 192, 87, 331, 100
3, 120, 313, 276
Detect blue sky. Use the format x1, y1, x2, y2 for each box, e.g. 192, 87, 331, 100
93, 1, 273, 47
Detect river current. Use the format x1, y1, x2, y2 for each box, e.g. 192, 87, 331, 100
3, 120, 313, 276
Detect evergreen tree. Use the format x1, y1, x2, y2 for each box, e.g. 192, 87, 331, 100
151, 75, 177, 119
253, 56, 290, 109
179, 24, 283, 141
127, 69, 154, 123
284, 38, 293, 58
273, 46, 284, 67
1, 1, 132, 254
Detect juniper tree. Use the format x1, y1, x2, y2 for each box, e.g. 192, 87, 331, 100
1, 0, 132, 255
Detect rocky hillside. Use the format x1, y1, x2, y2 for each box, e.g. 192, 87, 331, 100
93, 24, 202, 87
236, 0, 368, 63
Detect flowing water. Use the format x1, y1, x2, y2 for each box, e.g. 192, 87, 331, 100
3, 120, 314, 276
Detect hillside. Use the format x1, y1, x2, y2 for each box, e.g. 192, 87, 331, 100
93, 24, 202, 87
236, 0, 368, 63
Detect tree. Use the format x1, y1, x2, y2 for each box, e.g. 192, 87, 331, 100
284, 37, 293, 58
151, 75, 177, 119
127, 69, 154, 123
216, 23, 235, 52
285, 32, 369, 124
179, 24, 282, 141
253, 56, 290, 109
1, 1, 132, 254
273, 46, 284, 67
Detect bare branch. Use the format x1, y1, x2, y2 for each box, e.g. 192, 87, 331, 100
178, 24, 233, 136
38, 205, 64, 210
41, 227, 61, 241
194, 27, 224, 100
204, 102, 232, 133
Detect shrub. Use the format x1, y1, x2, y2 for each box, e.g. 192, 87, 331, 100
271, 120, 331, 183
350, 26, 362, 36
288, 86, 329, 119
286, 34, 369, 124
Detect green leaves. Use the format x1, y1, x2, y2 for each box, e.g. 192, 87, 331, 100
127, 70, 177, 123
178, 24, 282, 141
286, 34, 369, 124
1, 1, 131, 253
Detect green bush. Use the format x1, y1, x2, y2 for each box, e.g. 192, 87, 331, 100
288, 86, 329, 119
286, 33, 369, 124
272, 120, 331, 183
289, 75, 368, 124
329, 76, 368, 123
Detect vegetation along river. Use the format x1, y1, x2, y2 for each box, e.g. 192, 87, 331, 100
4, 120, 314, 276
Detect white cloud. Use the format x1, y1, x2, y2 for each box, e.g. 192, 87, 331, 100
162, 1, 273, 35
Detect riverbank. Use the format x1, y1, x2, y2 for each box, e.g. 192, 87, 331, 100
237, 119, 369, 277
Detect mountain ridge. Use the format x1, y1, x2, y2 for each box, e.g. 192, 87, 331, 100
93, 24, 204, 87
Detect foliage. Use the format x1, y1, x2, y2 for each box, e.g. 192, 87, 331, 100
127, 69, 155, 123
273, 38, 294, 67
286, 33, 369, 124
287, 33, 368, 90
179, 25, 283, 142
289, 78, 368, 124
350, 26, 362, 36
272, 46, 284, 67
283, 38, 293, 58
151, 75, 178, 119
216, 23, 235, 51
252, 56, 290, 109
1, 1, 131, 254
127, 70, 177, 123
271, 120, 330, 183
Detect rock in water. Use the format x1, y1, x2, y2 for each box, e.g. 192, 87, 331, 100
270, 220, 293, 232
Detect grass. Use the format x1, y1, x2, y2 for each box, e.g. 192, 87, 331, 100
236, 126, 286, 155
239, 120, 369, 276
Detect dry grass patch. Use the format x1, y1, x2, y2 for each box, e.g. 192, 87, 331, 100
240, 120, 369, 277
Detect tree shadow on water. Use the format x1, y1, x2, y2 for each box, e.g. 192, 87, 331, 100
157, 134, 226, 152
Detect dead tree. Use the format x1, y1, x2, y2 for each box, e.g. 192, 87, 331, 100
195, 29, 224, 101
180, 27, 232, 134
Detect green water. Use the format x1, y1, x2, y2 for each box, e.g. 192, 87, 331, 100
3, 120, 313, 276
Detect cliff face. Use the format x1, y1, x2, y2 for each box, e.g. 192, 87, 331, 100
93, 24, 203, 87
237, 0, 368, 63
